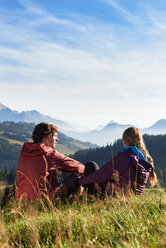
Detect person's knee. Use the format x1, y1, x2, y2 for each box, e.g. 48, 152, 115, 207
85, 161, 99, 176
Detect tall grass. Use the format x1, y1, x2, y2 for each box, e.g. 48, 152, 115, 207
0, 188, 166, 248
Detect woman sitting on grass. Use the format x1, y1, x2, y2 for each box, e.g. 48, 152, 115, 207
78, 126, 157, 197
16, 122, 85, 201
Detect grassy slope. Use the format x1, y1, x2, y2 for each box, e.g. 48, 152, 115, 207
56, 144, 75, 155
0, 188, 165, 248
0, 131, 23, 145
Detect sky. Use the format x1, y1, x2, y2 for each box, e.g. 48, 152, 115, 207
0, 0, 166, 130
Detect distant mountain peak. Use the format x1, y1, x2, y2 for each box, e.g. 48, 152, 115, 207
104, 121, 118, 129
108, 120, 116, 125
21, 110, 41, 116
101, 120, 116, 130
148, 119, 166, 129
0, 103, 83, 133
155, 119, 166, 124
0, 103, 8, 110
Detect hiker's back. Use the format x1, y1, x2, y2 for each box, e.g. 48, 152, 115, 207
16, 143, 47, 200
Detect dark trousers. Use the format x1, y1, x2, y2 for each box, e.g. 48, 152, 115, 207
56, 161, 99, 198
84, 161, 99, 195
55, 173, 80, 198
84, 161, 108, 197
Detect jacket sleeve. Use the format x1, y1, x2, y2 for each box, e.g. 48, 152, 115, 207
78, 152, 124, 186
50, 150, 85, 175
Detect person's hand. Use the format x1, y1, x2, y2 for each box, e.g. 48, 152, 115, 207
75, 186, 84, 198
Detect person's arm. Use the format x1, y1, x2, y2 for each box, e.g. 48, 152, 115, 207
50, 150, 85, 175
79, 152, 124, 186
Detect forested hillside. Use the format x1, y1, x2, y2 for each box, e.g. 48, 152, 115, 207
71, 134, 166, 185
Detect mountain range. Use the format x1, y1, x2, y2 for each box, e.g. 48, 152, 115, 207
0, 103, 166, 146
0, 103, 77, 133
64, 119, 166, 146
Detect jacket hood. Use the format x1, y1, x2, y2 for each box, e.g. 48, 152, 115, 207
125, 149, 152, 174
20, 142, 48, 157
130, 154, 152, 174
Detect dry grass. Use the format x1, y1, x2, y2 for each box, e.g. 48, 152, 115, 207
0, 181, 8, 187
0, 187, 165, 248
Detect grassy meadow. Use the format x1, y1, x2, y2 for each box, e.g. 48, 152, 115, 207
0, 187, 166, 248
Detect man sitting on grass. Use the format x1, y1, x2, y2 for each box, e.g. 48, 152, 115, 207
15, 122, 85, 201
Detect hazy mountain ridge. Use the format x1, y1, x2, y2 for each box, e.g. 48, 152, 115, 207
64, 122, 131, 146
65, 120, 166, 146
142, 119, 166, 134
0, 103, 166, 146
0, 103, 75, 133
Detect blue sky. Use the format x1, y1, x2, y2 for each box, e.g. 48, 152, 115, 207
0, 0, 166, 130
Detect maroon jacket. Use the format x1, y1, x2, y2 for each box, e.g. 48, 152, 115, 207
79, 149, 152, 196
16, 143, 85, 200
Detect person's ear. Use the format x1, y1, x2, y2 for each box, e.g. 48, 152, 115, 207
123, 139, 127, 147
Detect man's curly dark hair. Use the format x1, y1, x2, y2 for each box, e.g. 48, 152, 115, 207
32, 122, 59, 143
